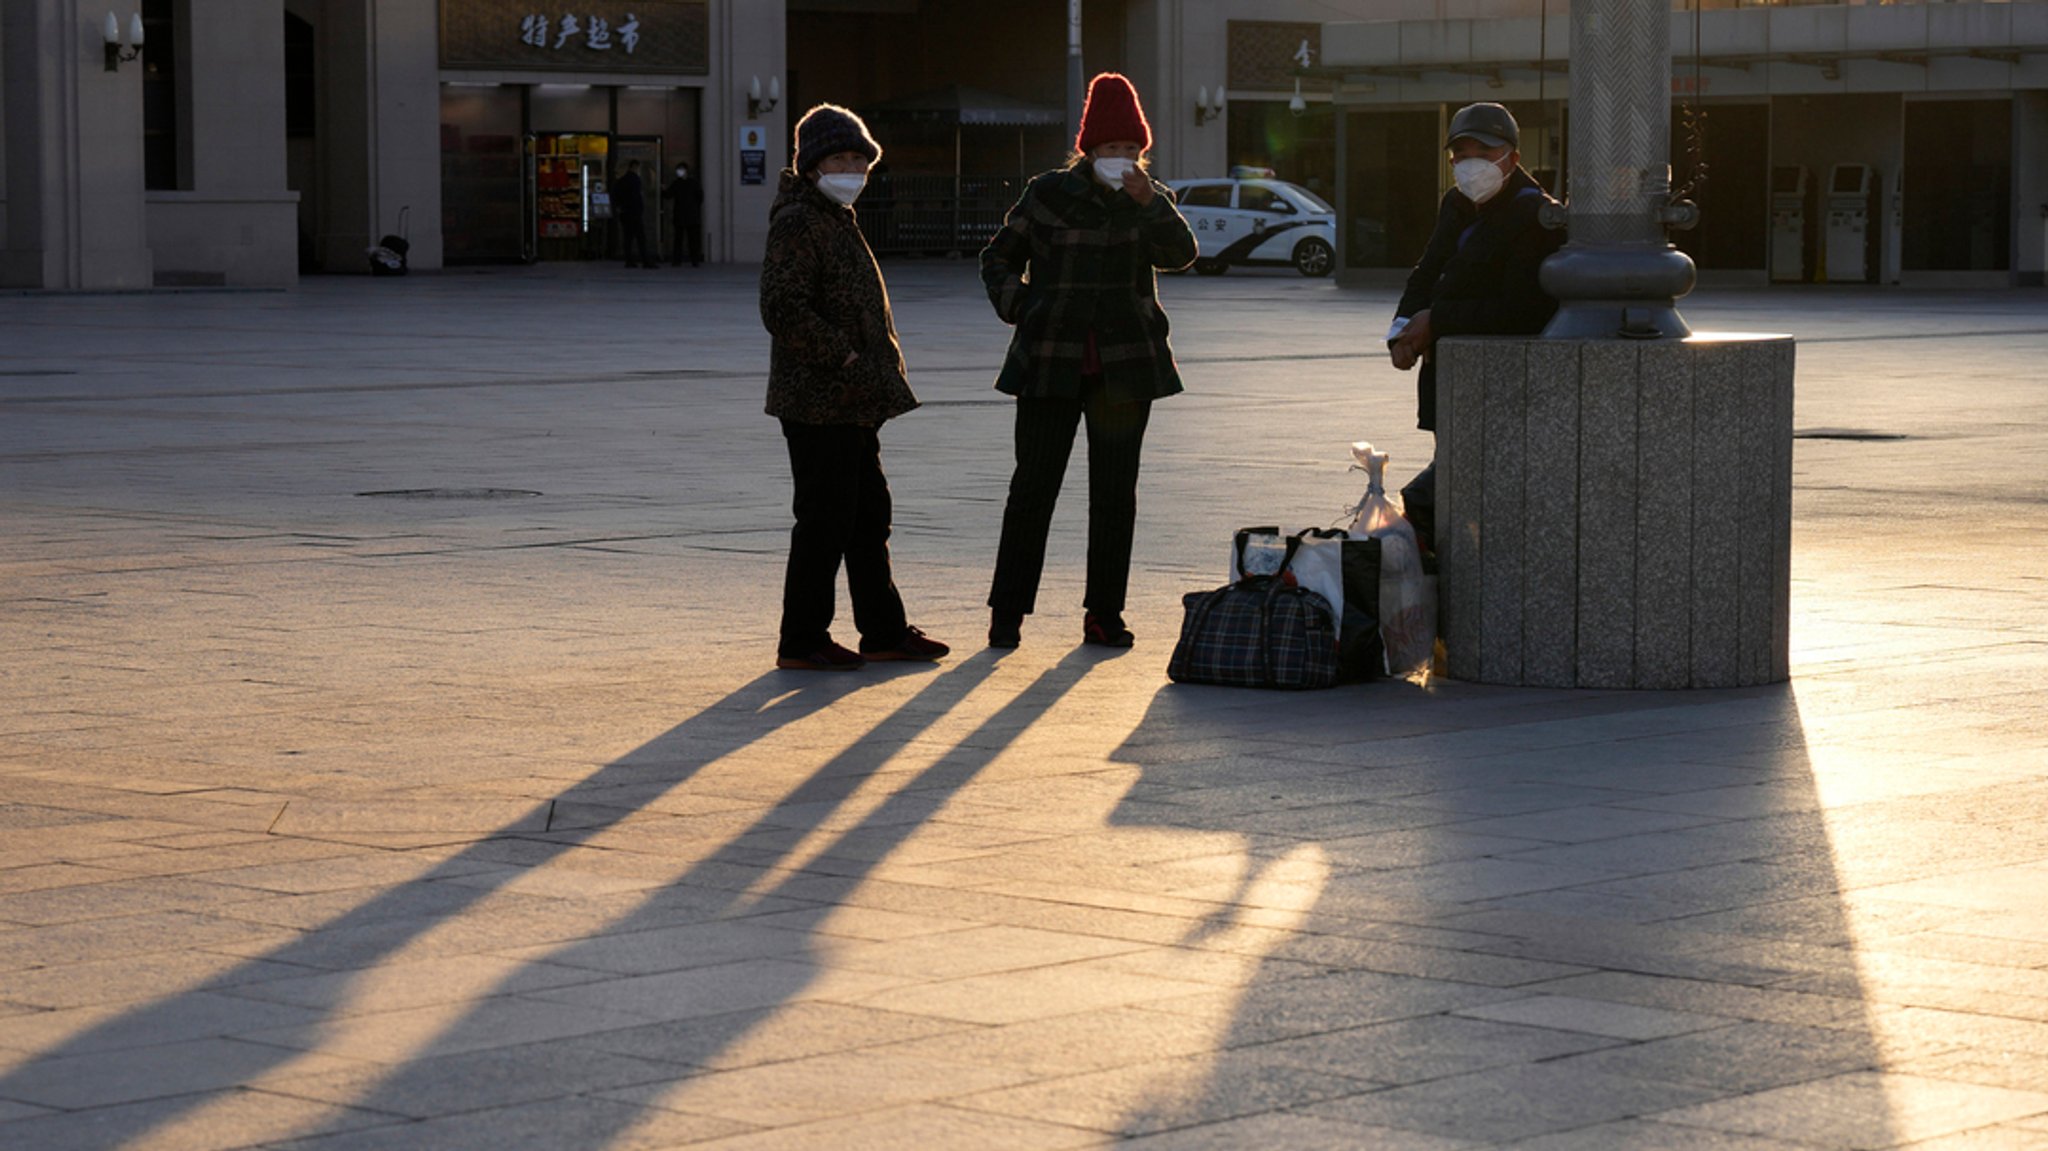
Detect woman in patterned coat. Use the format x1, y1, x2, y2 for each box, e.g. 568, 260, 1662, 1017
760, 104, 948, 671
980, 73, 1197, 650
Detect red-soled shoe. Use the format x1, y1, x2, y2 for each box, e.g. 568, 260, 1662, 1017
1083, 612, 1134, 648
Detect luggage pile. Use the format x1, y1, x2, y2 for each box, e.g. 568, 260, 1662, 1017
1168, 443, 1436, 690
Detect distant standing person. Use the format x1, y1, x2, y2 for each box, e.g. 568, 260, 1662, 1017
613, 159, 652, 268
667, 161, 704, 267
759, 104, 949, 671
980, 73, 1197, 650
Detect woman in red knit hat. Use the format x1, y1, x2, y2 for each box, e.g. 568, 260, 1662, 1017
979, 72, 1197, 650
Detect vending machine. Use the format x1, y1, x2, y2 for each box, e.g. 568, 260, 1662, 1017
1824, 164, 1873, 283
1769, 166, 1807, 283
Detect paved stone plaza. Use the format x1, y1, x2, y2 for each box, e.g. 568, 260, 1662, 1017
3, 263, 2046, 1150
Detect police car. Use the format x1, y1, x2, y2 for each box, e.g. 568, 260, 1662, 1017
1168, 167, 1337, 277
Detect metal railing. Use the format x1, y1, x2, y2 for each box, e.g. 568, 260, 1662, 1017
853, 174, 1024, 257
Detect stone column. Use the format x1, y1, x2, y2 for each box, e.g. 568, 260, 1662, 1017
146, 0, 300, 286
1436, 336, 1793, 690
2, 0, 153, 289
1435, 1, 1795, 689
314, 0, 441, 272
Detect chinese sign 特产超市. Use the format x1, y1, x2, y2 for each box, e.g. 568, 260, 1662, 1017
518, 13, 641, 54
441, 0, 708, 74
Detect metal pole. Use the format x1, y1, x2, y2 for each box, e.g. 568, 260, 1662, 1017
1067, 0, 1084, 146
1538, 0, 1698, 339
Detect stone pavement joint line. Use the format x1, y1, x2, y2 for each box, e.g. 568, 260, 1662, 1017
3, 266, 2047, 1149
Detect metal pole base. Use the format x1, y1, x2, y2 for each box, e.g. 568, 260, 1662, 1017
1543, 301, 1693, 341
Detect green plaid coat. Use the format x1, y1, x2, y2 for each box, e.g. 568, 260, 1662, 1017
979, 164, 1198, 402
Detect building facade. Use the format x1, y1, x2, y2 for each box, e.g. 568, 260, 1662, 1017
1319, 0, 2048, 287
5, 1, 2039, 289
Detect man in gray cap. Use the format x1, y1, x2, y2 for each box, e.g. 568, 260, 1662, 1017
1385, 102, 1563, 551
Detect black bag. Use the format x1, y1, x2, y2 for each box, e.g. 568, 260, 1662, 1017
369, 206, 411, 276
1229, 526, 1384, 683
1292, 527, 1385, 683
1169, 534, 1340, 690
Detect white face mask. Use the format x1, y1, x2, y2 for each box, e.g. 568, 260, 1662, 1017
815, 172, 866, 205
1092, 157, 1135, 187
1452, 156, 1507, 205
675, 167, 687, 179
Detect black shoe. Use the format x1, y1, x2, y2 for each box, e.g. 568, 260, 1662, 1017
862, 624, 949, 662
988, 611, 1022, 649
1083, 612, 1134, 648
775, 641, 865, 671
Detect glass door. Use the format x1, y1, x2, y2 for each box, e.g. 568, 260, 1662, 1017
528, 132, 611, 261
614, 135, 664, 256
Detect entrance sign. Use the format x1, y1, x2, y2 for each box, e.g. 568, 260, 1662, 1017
441, 0, 709, 74
739, 124, 767, 186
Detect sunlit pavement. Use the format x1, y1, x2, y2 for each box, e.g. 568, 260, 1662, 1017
3, 262, 2047, 1150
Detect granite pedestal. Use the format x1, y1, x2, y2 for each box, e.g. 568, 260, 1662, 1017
1435, 335, 1794, 689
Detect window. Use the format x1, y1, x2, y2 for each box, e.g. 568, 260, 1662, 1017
141, 0, 182, 189
285, 13, 316, 140
1239, 184, 1295, 215
1177, 184, 1231, 209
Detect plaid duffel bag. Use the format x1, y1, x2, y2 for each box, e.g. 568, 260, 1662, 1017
1167, 538, 1341, 690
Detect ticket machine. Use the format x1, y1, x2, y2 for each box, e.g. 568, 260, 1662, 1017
1825, 164, 1873, 283
1769, 166, 1807, 283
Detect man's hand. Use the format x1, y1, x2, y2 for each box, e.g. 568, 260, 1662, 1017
1389, 309, 1433, 370
1122, 167, 1154, 207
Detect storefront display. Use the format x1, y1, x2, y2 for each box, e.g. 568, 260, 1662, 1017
532, 134, 609, 260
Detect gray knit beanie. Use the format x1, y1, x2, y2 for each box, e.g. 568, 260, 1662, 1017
793, 104, 881, 175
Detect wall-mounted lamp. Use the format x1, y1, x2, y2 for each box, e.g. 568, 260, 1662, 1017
1194, 85, 1225, 127
1287, 77, 1308, 117
748, 75, 780, 118
103, 11, 144, 72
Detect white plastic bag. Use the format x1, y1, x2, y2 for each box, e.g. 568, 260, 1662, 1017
1347, 443, 1436, 678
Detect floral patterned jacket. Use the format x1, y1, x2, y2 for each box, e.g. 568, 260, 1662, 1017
760, 170, 917, 426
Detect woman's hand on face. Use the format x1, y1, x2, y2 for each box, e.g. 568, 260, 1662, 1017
1121, 167, 1154, 206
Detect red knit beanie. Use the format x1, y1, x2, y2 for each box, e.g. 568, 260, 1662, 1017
1075, 73, 1151, 155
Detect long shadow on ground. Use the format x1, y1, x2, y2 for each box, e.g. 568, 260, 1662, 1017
0, 650, 1096, 1149
1098, 679, 1901, 1147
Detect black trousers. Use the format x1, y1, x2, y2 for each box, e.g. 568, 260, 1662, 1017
779, 420, 907, 656
1416, 357, 1438, 432
989, 384, 1151, 618
669, 215, 703, 265
619, 214, 650, 266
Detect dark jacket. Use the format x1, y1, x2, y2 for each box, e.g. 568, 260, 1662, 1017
1394, 166, 1564, 429
612, 169, 644, 219
667, 173, 703, 222
760, 170, 916, 426
980, 163, 1198, 403
1396, 165, 1562, 338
